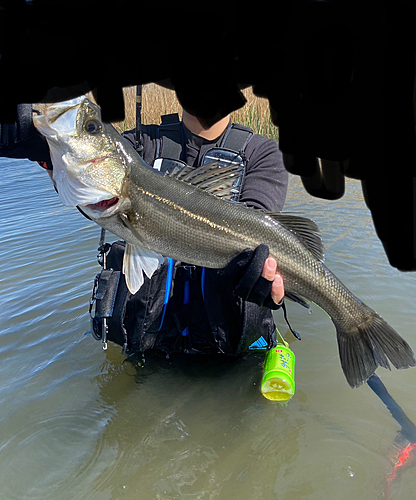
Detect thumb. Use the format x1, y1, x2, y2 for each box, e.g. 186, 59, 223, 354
262, 257, 277, 281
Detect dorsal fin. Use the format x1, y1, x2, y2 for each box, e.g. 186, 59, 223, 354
166, 161, 244, 200
268, 213, 325, 262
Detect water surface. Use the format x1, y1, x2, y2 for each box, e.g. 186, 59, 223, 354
0, 158, 415, 499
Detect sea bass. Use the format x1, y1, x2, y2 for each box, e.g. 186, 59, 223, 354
33, 96, 415, 388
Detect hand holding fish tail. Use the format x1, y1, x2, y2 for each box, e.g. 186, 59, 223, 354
220, 244, 284, 309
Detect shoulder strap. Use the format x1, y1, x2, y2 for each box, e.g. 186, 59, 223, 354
221, 123, 253, 152
158, 113, 182, 160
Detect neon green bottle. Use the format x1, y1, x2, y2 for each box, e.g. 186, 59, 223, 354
261, 330, 295, 402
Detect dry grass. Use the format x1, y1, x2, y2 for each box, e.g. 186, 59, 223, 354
230, 88, 279, 141
112, 84, 181, 132
113, 84, 279, 141
36, 84, 279, 141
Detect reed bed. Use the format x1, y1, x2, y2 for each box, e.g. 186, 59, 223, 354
113, 84, 279, 141
37, 84, 279, 141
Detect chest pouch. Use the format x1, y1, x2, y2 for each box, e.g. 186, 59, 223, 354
199, 147, 246, 201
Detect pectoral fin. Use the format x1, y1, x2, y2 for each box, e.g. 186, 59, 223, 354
123, 244, 164, 295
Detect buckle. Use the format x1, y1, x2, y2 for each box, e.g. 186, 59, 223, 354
176, 264, 197, 281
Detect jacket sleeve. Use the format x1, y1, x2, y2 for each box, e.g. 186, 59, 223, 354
240, 136, 288, 212
0, 104, 53, 167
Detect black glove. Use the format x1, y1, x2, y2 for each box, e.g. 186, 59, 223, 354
220, 244, 282, 310
0, 104, 51, 163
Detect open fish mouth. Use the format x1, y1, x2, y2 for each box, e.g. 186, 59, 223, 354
87, 196, 119, 210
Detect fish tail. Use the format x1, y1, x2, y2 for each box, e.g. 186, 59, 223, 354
336, 312, 416, 388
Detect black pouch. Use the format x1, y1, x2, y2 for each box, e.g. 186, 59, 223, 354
90, 243, 129, 351
90, 240, 172, 353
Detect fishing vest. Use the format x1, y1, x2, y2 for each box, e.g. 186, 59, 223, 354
90, 116, 277, 356
154, 113, 252, 188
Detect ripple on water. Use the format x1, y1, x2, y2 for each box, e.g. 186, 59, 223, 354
0, 407, 117, 500
0, 159, 415, 500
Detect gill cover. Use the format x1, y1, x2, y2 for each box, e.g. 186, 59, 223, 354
33, 96, 117, 207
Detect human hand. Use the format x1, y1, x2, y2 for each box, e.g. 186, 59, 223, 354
0, 104, 51, 163
261, 257, 284, 306
220, 244, 284, 310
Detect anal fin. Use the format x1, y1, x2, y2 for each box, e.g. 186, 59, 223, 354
285, 291, 310, 309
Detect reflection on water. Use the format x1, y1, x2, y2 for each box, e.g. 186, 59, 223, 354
0, 158, 415, 499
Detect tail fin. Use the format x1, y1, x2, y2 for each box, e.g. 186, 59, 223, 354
336, 313, 416, 388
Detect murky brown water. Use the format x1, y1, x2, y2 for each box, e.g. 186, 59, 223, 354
1, 158, 415, 499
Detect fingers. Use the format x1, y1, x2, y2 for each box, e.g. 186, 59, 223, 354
262, 257, 285, 305
271, 273, 284, 305
262, 257, 277, 280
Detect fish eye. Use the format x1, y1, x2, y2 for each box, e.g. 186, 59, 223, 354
85, 119, 102, 135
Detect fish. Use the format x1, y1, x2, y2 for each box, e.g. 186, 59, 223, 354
33, 96, 416, 388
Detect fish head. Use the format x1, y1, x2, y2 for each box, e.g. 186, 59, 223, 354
33, 96, 131, 218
